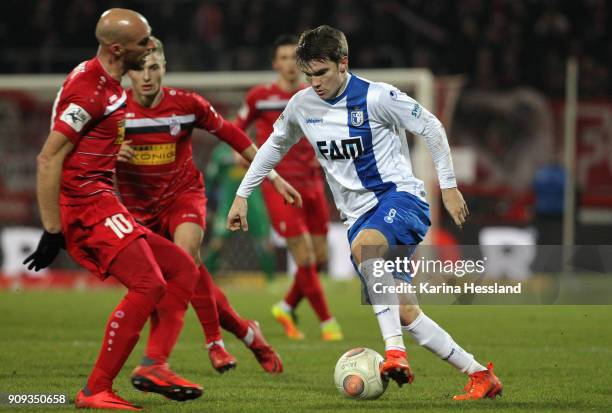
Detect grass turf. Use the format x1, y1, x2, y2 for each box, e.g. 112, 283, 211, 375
0, 278, 611, 412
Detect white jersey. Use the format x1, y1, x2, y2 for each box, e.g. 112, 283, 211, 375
237, 74, 457, 227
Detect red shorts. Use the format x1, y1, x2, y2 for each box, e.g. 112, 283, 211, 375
262, 179, 330, 238
60, 193, 149, 280
139, 191, 207, 240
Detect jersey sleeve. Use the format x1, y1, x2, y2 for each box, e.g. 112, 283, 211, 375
234, 87, 258, 130
267, 96, 304, 152
191, 92, 224, 133
236, 95, 303, 198
369, 83, 457, 189
51, 84, 104, 144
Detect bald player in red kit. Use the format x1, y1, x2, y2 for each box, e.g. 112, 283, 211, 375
24, 10, 208, 410
116, 37, 288, 374
235, 35, 343, 341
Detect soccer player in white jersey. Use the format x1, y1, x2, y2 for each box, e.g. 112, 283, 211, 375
227, 25, 503, 400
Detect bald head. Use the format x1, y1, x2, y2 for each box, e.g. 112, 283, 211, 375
95, 8, 150, 45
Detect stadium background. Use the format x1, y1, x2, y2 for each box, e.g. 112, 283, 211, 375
0, 0, 610, 284
1, 2, 612, 412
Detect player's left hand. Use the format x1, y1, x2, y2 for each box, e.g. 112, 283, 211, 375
117, 140, 135, 162
270, 175, 303, 208
227, 196, 249, 232
441, 187, 469, 229
23, 231, 65, 271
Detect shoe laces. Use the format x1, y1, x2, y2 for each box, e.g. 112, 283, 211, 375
465, 370, 489, 393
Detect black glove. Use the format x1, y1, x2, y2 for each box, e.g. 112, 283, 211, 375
23, 231, 65, 271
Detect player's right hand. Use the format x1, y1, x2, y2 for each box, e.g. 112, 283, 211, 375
270, 175, 303, 208
117, 140, 134, 162
23, 231, 65, 271
227, 196, 249, 232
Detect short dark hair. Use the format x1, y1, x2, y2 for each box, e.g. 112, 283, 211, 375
296, 25, 348, 68
272, 34, 298, 60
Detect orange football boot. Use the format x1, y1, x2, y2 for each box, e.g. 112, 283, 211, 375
380, 349, 414, 386
131, 363, 203, 401
75, 389, 142, 410
271, 303, 305, 340
453, 362, 503, 400
247, 320, 283, 374
208, 343, 237, 373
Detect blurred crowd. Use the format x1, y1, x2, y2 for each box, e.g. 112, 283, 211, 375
1, 0, 610, 97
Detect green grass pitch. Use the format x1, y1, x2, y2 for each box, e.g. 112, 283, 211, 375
1, 278, 611, 412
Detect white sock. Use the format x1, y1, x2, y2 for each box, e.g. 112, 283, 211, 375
279, 300, 292, 313
242, 327, 255, 346
320, 317, 335, 328
403, 312, 486, 374
360, 258, 405, 352
206, 339, 225, 349
372, 305, 405, 352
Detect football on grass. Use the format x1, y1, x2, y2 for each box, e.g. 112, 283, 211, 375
334, 348, 388, 399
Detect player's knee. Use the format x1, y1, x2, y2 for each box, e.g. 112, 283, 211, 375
315, 248, 328, 266
288, 239, 316, 266
174, 241, 201, 264
399, 305, 422, 326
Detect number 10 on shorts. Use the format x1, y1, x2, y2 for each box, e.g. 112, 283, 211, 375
104, 214, 134, 239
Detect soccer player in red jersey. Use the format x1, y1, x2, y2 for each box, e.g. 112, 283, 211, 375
24, 10, 207, 410
235, 35, 343, 341
116, 37, 290, 374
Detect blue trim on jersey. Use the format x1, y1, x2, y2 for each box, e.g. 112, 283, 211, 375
346, 75, 396, 198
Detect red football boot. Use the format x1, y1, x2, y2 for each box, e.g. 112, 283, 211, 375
380, 349, 414, 386
453, 362, 503, 400
131, 363, 203, 401
247, 320, 283, 374
208, 343, 237, 373
75, 389, 142, 410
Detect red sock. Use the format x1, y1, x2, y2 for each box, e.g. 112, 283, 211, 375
296, 264, 332, 322
144, 234, 200, 362
284, 279, 303, 308
214, 285, 249, 339
86, 238, 166, 394
191, 265, 223, 343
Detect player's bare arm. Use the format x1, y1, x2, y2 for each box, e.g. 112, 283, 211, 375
23, 131, 74, 271
36, 131, 74, 233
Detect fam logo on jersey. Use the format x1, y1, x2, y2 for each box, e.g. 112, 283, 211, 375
169, 116, 181, 136
317, 137, 364, 160
60, 103, 91, 132
350, 109, 364, 127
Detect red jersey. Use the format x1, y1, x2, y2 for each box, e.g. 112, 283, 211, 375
117, 87, 225, 223
235, 83, 322, 187
52, 57, 127, 204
